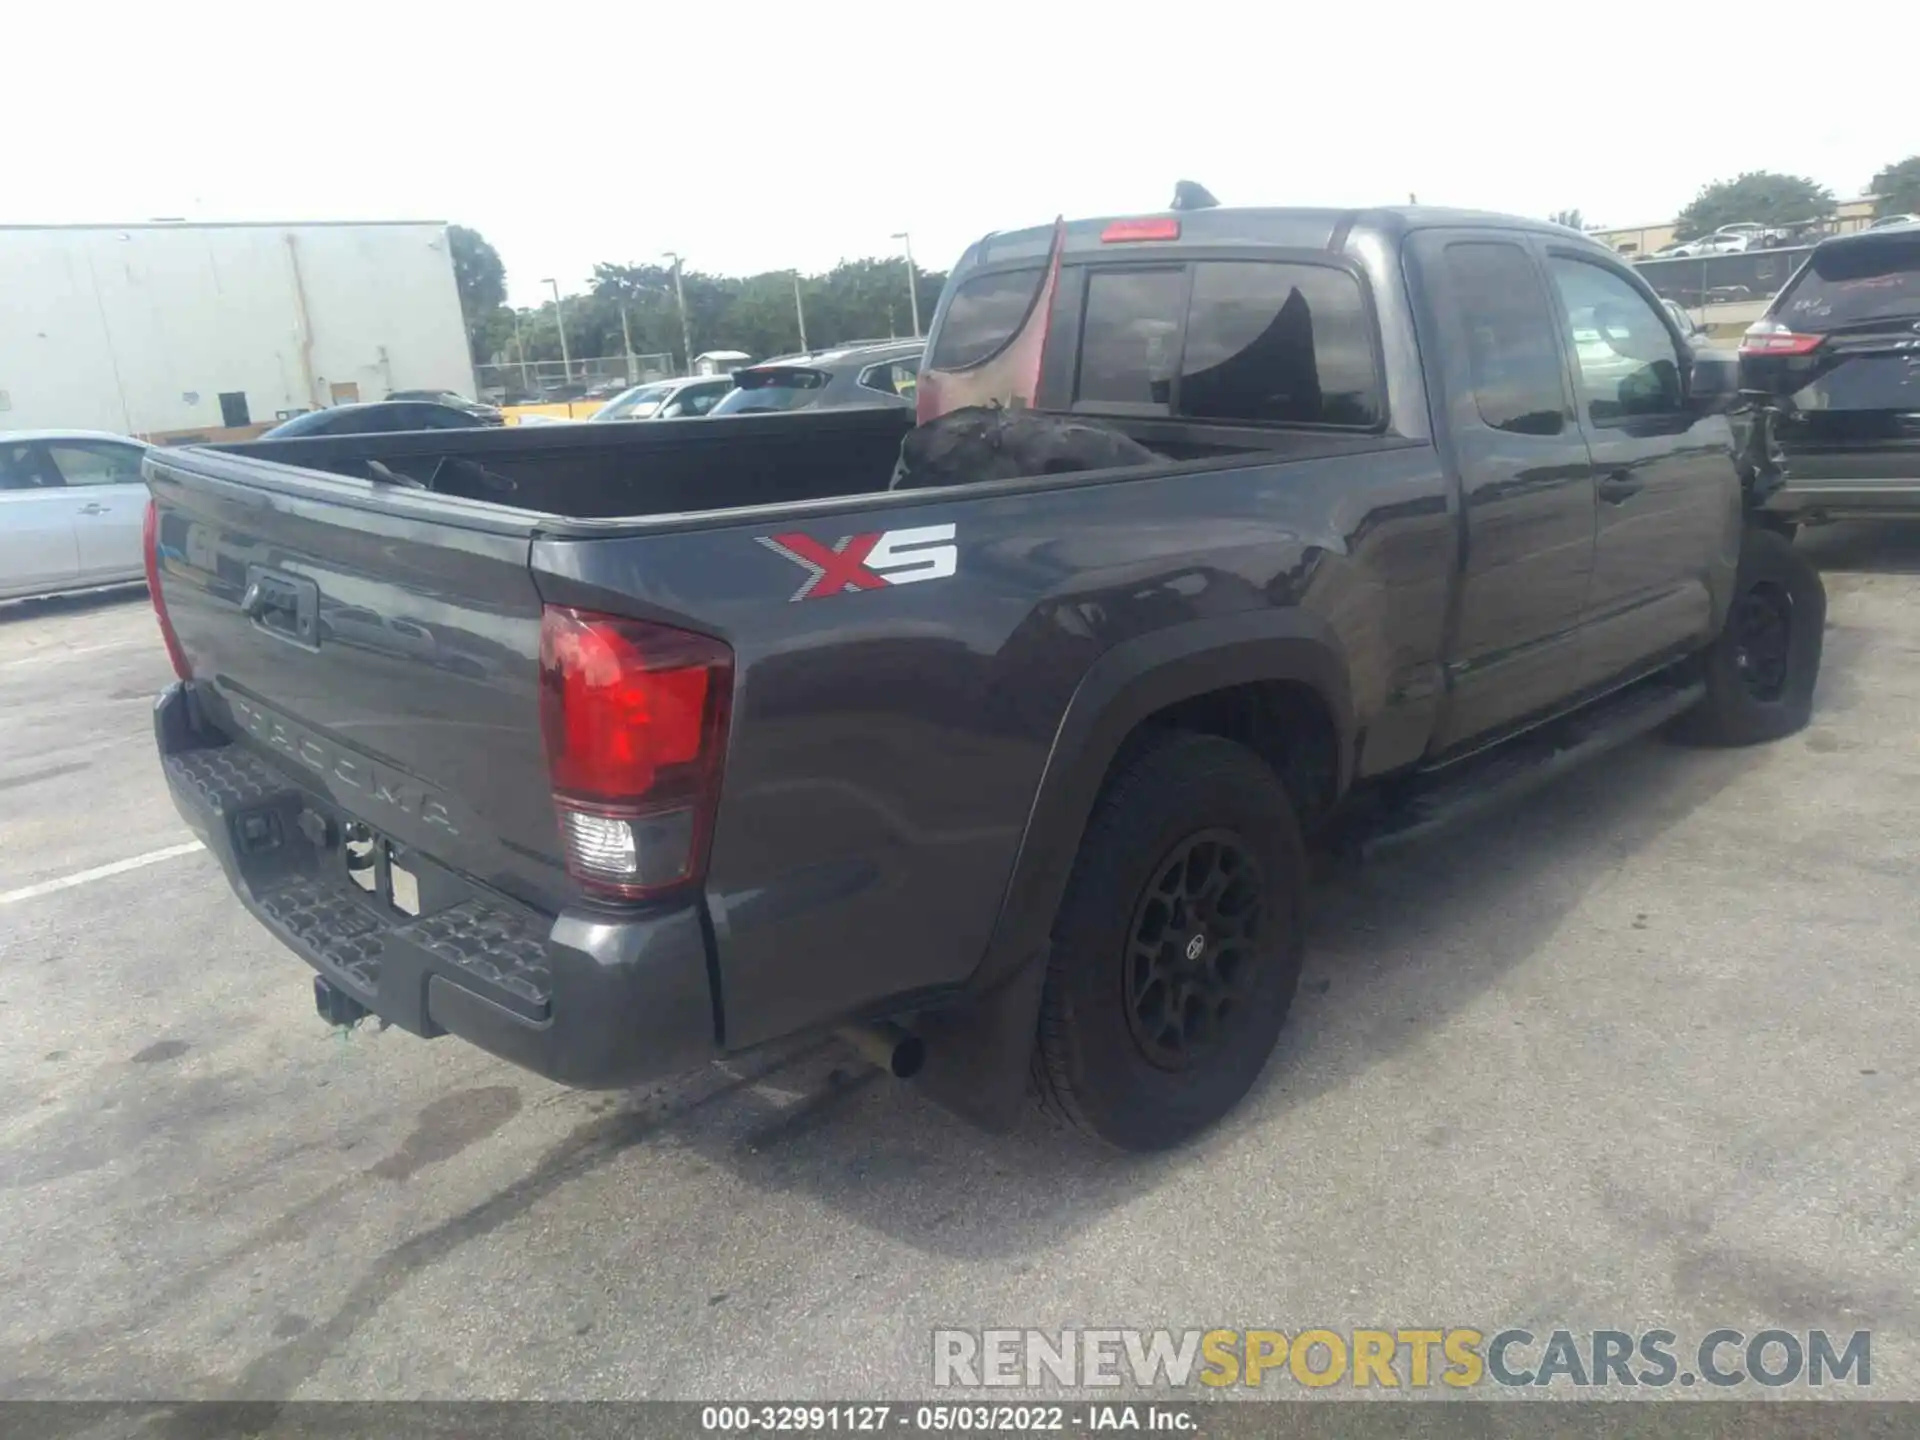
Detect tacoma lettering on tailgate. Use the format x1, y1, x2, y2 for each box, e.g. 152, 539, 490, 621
227, 696, 460, 835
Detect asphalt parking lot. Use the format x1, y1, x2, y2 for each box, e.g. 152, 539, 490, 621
2, 524, 1918, 1402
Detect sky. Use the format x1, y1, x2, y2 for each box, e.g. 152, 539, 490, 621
6, 1, 1906, 307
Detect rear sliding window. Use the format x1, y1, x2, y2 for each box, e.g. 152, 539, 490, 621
1779, 235, 1920, 331
1074, 260, 1382, 427
927, 266, 1047, 370
708, 368, 827, 415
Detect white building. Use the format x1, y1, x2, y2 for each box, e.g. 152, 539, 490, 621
0, 220, 475, 439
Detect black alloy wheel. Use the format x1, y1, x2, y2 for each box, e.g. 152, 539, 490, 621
1124, 831, 1266, 1071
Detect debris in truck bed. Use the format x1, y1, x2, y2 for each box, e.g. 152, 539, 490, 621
890, 405, 1160, 490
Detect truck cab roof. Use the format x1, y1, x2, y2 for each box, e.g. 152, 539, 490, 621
958, 205, 1615, 270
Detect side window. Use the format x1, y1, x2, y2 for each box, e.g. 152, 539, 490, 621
857, 361, 919, 400
1548, 258, 1684, 425
45, 443, 145, 486
0, 443, 53, 490
1441, 242, 1567, 436
682, 383, 729, 415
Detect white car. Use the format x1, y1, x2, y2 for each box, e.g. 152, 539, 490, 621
1671, 233, 1750, 258
588, 375, 736, 423
0, 430, 151, 601
1869, 213, 1920, 230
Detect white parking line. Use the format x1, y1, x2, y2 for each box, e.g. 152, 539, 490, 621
0, 841, 205, 907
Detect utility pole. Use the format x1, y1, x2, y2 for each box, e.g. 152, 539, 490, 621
542, 278, 573, 382
663, 252, 694, 374
511, 310, 532, 393
791, 270, 809, 352
619, 304, 636, 383
891, 231, 922, 337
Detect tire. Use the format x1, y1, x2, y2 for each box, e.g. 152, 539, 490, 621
1033, 732, 1306, 1151
1669, 525, 1825, 746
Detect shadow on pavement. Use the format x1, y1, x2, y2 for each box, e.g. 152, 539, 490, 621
648, 733, 1766, 1259
0, 584, 149, 625
1797, 520, 1920, 575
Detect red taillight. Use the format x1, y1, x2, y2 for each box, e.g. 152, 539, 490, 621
1101, 216, 1181, 243
1740, 321, 1824, 356
142, 498, 191, 681
538, 606, 732, 900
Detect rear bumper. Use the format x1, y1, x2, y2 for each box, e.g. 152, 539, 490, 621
1767, 442, 1920, 520
154, 681, 717, 1089
1767, 476, 1920, 520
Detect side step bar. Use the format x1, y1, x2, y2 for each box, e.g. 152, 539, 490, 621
1338, 678, 1705, 861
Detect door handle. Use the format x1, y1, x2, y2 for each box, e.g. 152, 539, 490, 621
78, 502, 110, 515
1596, 470, 1642, 505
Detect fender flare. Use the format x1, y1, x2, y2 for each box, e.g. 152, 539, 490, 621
973, 607, 1354, 996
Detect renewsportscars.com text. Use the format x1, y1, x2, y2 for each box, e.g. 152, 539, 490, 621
932, 1327, 1871, 1390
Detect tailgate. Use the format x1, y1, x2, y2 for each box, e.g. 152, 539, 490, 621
145, 448, 568, 912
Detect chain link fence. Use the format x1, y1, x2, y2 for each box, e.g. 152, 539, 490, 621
1633, 246, 1811, 311
475, 355, 676, 407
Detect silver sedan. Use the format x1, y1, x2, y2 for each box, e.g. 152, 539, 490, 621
0, 430, 150, 601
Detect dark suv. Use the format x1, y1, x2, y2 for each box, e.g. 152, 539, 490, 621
260, 401, 504, 438
707, 339, 924, 416
1743, 221, 1920, 524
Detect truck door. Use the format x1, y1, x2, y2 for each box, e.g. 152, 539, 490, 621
0, 442, 82, 600
1542, 251, 1736, 688
1411, 232, 1596, 752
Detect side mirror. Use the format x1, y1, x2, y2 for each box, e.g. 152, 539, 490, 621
1687, 350, 1742, 416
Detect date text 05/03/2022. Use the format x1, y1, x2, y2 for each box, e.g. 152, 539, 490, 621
699, 1404, 1193, 1432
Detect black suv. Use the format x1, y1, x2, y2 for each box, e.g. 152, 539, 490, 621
260, 401, 505, 438
1743, 221, 1920, 524
707, 339, 924, 416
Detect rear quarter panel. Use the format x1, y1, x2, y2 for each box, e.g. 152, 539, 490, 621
534, 445, 1453, 1048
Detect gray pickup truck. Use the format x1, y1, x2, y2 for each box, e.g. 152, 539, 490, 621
144, 204, 1823, 1150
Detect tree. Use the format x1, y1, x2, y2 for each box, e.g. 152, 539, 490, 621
1673, 172, 1833, 241
1870, 156, 1920, 218
448, 225, 507, 362
1550, 208, 1584, 230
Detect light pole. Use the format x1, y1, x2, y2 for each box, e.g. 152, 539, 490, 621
511, 309, 532, 394
663, 252, 695, 374
891, 231, 922, 338
791, 270, 809, 352
542, 278, 573, 383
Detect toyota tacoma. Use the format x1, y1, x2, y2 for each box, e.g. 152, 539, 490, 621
143, 202, 1823, 1150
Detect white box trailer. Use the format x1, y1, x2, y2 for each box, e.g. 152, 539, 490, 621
0, 220, 476, 440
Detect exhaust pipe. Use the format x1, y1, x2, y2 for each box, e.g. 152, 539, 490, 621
837, 1021, 925, 1079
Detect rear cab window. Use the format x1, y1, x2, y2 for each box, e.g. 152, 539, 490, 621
927, 267, 1049, 371
1063, 258, 1383, 428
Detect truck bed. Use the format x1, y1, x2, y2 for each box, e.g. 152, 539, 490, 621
218, 407, 917, 519
214, 406, 1396, 524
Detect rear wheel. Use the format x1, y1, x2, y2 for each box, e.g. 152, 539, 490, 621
1033, 733, 1305, 1150
1669, 525, 1825, 746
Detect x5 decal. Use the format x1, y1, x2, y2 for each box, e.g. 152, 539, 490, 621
757, 523, 957, 601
